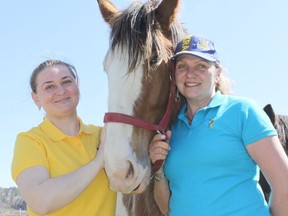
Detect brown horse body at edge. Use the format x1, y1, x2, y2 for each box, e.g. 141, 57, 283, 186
260, 104, 288, 202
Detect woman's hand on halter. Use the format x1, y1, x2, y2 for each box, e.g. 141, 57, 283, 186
149, 130, 171, 168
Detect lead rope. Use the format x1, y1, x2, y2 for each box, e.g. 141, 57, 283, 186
148, 0, 176, 176
147, 0, 164, 175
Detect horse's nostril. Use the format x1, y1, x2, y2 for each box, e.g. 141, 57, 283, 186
126, 161, 135, 179
133, 184, 140, 191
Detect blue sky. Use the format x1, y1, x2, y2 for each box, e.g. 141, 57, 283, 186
1, 0, 287, 188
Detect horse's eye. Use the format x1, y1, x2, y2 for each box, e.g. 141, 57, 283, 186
150, 57, 158, 65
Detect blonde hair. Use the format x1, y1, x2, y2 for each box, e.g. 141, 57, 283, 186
215, 62, 232, 95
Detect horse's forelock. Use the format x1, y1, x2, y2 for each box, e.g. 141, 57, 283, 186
109, 2, 185, 73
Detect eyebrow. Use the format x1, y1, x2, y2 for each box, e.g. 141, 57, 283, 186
42, 80, 53, 85
41, 76, 72, 85
61, 76, 73, 80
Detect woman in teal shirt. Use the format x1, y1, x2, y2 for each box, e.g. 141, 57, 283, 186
149, 35, 288, 215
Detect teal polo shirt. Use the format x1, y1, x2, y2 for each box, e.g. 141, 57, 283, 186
165, 91, 276, 216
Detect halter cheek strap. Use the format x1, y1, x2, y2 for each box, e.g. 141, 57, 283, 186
103, 61, 176, 172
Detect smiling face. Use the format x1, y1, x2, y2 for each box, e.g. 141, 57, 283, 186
32, 64, 80, 119
175, 54, 220, 105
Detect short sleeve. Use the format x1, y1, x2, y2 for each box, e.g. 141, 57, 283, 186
241, 99, 277, 145
11, 132, 49, 181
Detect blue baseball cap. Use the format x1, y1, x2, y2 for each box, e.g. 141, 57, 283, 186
171, 35, 219, 62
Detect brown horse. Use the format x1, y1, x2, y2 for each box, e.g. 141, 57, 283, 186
260, 104, 288, 202
97, 0, 186, 215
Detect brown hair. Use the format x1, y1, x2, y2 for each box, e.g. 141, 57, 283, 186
30, 60, 78, 93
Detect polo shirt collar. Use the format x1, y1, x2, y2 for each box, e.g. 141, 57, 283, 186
178, 91, 225, 120
207, 91, 225, 108
40, 117, 94, 141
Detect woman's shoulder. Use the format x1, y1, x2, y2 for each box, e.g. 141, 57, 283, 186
224, 94, 260, 108
16, 124, 43, 139
217, 94, 266, 117
225, 94, 255, 102
80, 120, 103, 136
84, 124, 103, 132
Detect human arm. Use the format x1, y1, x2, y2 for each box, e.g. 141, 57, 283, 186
149, 131, 171, 216
16, 142, 105, 215
246, 135, 288, 216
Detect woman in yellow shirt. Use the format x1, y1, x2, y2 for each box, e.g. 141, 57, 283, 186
11, 60, 116, 216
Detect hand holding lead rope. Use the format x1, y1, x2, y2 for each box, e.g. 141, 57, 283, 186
150, 130, 171, 173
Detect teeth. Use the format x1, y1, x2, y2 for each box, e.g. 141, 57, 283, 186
185, 83, 199, 87
56, 98, 69, 103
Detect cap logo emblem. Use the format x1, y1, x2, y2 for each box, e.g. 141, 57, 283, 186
198, 39, 210, 51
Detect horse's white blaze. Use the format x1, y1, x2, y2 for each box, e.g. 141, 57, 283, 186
115, 193, 128, 216
103, 46, 148, 193
104, 46, 141, 113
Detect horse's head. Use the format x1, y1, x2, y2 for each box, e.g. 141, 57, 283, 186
97, 0, 186, 193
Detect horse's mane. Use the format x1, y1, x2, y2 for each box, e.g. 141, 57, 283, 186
276, 115, 288, 153
108, 1, 186, 72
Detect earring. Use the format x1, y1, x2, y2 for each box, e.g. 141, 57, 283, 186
175, 89, 180, 102
38, 106, 41, 111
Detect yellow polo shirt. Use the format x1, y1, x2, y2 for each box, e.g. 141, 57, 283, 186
11, 117, 116, 216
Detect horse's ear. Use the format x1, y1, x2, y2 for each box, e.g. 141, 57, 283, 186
155, 0, 181, 31
264, 104, 277, 126
97, 0, 119, 25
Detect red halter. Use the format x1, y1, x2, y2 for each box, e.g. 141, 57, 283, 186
103, 64, 176, 172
